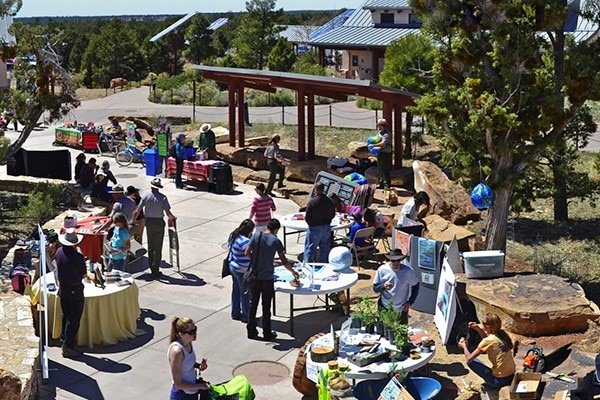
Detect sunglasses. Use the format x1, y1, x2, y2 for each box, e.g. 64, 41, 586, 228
182, 327, 197, 335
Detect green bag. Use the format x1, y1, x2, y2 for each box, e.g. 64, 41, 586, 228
210, 375, 255, 400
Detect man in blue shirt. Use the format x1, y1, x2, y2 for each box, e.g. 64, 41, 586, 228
174, 132, 187, 189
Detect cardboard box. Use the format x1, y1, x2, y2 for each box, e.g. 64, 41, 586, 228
463, 250, 505, 278
553, 391, 569, 400
509, 372, 542, 399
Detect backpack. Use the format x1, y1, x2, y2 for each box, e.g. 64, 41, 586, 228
523, 346, 545, 372
10, 265, 31, 294
210, 375, 255, 400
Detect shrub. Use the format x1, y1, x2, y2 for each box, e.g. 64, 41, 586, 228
18, 182, 63, 224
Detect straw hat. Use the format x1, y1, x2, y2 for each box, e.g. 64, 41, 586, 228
385, 249, 407, 261
200, 123, 212, 133
59, 228, 83, 246
150, 177, 163, 189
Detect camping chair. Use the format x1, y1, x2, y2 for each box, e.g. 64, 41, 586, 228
346, 226, 376, 268
372, 227, 391, 253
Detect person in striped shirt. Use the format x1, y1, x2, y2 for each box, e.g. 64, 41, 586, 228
249, 183, 276, 232
227, 219, 255, 323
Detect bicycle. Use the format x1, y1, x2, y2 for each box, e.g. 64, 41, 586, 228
115, 144, 149, 167
97, 128, 126, 156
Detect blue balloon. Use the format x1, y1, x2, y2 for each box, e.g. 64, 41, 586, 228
368, 146, 379, 155
470, 183, 493, 210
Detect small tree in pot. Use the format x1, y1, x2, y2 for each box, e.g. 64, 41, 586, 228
351, 296, 378, 333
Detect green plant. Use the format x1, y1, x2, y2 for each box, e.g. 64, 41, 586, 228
18, 182, 63, 224
393, 323, 409, 350
352, 296, 378, 327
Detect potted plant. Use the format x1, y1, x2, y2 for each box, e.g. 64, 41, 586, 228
352, 296, 378, 333
378, 303, 399, 342
393, 323, 409, 353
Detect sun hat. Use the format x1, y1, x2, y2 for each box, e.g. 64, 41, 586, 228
200, 123, 211, 133
385, 248, 407, 261
150, 177, 163, 189
109, 184, 125, 194
126, 185, 139, 196
177, 132, 186, 140
58, 228, 83, 246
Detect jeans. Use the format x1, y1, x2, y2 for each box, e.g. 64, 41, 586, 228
59, 284, 85, 349
145, 217, 165, 274
175, 157, 184, 188
247, 279, 275, 337
230, 268, 249, 322
377, 151, 392, 188
304, 224, 332, 263
108, 257, 127, 272
266, 158, 285, 194
467, 359, 514, 389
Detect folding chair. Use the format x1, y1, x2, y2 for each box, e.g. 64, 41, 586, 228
372, 227, 391, 253
346, 227, 376, 268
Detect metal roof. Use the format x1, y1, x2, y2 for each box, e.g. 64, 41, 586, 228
310, 9, 354, 40
310, 26, 418, 48
278, 25, 320, 43
0, 15, 15, 45
362, 0, 411, 11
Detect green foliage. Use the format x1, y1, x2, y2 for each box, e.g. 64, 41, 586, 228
183, 14, 214, 64
267, 38, 296, 72
291, 55, 326, 76
352, 296, 378, 327
245, 89, 295, 107
379, 33, 435, 94
411, 0, 600, 249
0, 135, 10, 160
232, 0, 284, 69
356, 97, 382, 111
18, 182, 63, 224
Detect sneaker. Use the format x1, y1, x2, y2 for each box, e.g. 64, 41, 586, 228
263, 331, 278, 341
62, 346, 83, 358
247, 329, 259, 340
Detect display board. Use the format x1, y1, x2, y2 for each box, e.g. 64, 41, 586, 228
434, 259, 457, 345
314, 171, 358, 205
409, 235, 444, 315
156, 132, 168, 157
54, 127, 81, 148
8, 148, 72, 180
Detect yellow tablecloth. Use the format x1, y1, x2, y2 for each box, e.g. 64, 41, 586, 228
30, 272, 141, 349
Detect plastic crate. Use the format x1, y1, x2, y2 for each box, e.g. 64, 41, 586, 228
463, 250, 504, 278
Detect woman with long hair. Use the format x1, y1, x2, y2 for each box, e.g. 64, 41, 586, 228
227, 219, 255, 323
458, 312, 516, 389
167, 316, 210, 400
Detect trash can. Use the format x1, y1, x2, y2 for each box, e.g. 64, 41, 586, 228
210, 161, 233, 194
144, 147, 159, 176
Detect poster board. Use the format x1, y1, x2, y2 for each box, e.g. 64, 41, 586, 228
157, 132, 168, 157
434, 259, 457, 345
392, 228, 411, 255
377, 376, 415, 400
314, 171, 358, 206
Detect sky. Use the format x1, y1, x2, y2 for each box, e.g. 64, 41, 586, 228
17, 0, 361, 18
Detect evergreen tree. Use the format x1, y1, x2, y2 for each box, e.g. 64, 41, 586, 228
267, 38, 296, 72
411, 0, 600, 250
183, 14, 213, 64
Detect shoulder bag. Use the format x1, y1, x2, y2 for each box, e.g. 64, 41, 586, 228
221, 246, 231, 278
243, 232, 262, 289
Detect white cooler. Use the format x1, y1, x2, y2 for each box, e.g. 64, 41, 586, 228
463, 250, 505, 278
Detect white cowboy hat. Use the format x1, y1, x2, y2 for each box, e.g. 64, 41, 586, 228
59, 228, 83, 246
109, 184, 125, 194
200, 123, 212, 133
150, 177, 163, 189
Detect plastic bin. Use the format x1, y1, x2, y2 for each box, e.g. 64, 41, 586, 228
210, 161, 233, 194
82, 131, 99, 153
144, 147, 159, 176
463, 250, 504, 278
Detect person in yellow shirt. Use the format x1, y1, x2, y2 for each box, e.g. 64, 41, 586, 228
458, 312, 516, 389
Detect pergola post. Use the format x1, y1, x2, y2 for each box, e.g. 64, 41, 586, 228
393, 103, 403, 168
298, 89, 306, 161
237, 87, 245, 148
228, 83, 236, 147
307, 93, 315, 160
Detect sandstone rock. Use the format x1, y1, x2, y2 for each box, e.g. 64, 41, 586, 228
348, 141, 373, 159
286, 158, 328, 182
245, 136, 270, 146
213, 126, 229, 144
413, 160, 480, 225
391, 167, 414, 189
460, 273, 600, 336
217, 146, 269, 170
423, 215, 475, 251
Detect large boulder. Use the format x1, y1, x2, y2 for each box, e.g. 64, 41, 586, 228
286, 158, 328, 182
0, 368, 21, 400
460, 273, 600, 336
423, 214, 475, 251
348, 141, 373, 159
413, 160, 480, 224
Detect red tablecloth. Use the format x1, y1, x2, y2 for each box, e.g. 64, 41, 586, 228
61, 216, 110, 262
166, 158, 219, 182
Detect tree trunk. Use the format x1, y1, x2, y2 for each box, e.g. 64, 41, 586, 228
552, 146, 568, 222
3, 109, 44, 164
484, 184, 513, 252
403, 110, 413, 159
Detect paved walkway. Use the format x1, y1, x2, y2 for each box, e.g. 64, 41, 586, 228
0, 89, 356, 399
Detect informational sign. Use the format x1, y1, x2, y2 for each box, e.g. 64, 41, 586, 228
157, 132, 168, 157
314, 171, 358, 205
125, 120, 136, 146
434, 259, 457, 345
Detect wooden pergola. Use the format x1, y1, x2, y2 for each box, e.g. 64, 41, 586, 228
193, 65, 418, 167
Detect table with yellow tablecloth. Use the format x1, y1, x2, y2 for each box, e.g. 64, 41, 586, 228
30, 271, 141, 348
